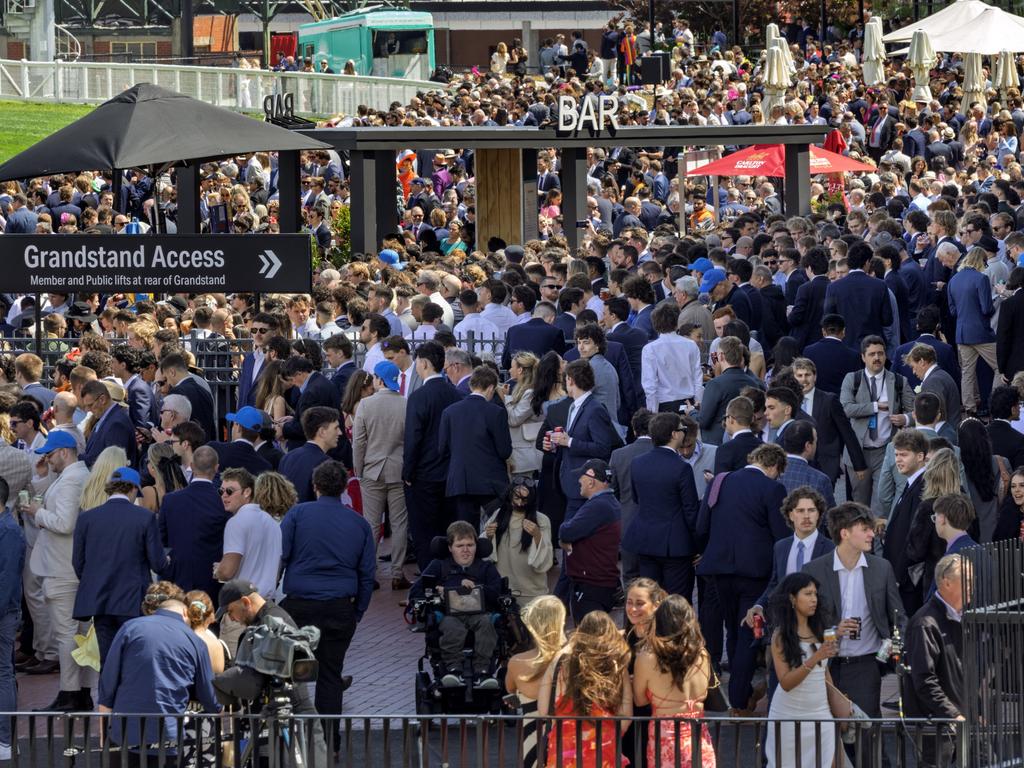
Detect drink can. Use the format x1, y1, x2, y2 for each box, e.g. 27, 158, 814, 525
752, 613, 765, 640
849, 616, 862, 641
824, 626, 838, 644
876, 638, 892, 663
17, 490, 29, 508
554, 426, 564, 433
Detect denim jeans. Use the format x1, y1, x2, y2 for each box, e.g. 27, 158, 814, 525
0, 608, 19, 747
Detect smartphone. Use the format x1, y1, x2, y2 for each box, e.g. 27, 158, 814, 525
575, 220, 589, 229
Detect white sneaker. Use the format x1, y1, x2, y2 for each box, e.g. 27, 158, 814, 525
0, 742, 12, 760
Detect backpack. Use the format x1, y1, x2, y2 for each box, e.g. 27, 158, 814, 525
851, 369, 906, 413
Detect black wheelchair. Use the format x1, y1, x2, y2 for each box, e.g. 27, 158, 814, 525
407, 536, 528, 715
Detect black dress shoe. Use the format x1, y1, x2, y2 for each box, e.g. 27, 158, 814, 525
341, 676, 353, 692
26, 658, 59, 675
76, 691, 94, 711
36, 692, 78, 712
15, 656, 40, 672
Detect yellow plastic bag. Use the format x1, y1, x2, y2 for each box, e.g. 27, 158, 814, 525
72, 623, 101, 672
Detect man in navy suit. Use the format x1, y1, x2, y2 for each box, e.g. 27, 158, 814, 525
824, 241, 894, 350
501, 303, 567, 370
237, 312, 280, 408
603, 297, 646, 395
553, 288, 583, 341
892, 305, 959, 386
747, 486, 835, 630
713, 396, 763, 473
623, 276, 657, 340
158, 446, 228, 600
697, 443, 789, 714
802, 315, 863, 395
4, 193, 38, 233
787, 247, 830, 350
323, 334, 357, 402
884, 429, 928, 617
280, 355, 340, 451
438, 366, 512, 525
621, 413, 700, 599
279, 407, 341, 503
113, 347, 158, 429
404, 342, 462, 570
729, 259, 763, 336
549, 359, 624, 518
80, 380, 137, 469
705, 268, 753, 329
208, 406, 273, 475
161, 354, 216, 442
925, 495, 977, 599
696, 336, 762, 445
73, 466, 165, 664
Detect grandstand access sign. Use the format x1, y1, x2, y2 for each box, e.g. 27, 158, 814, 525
0, 234, 312, 293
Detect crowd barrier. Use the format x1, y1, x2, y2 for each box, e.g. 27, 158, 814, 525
0, 711, 966, 768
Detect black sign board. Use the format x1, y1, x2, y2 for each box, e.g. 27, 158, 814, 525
0, 234, 312, 293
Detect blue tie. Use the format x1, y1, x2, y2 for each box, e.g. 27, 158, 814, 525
566, 402, 577, 432
796, 541, 806, 571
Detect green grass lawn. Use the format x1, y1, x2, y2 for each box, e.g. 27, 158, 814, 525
0, 100, 96, 164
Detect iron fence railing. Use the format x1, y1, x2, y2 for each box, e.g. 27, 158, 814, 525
0, 711, 966, 768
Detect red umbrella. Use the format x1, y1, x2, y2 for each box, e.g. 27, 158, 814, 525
686, 143, 875, 176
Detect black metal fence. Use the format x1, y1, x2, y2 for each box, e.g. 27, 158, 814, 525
0, 712, 964, 768
962, 539, 1024, 767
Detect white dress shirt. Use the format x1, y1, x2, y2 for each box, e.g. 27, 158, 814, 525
833, 550, 882, 656
453, 313, 502, 355
641, 332, 704, 411
480, 303, 518, 336
786, 529, 818, 576
362, 341, 386, 373
863, 368, 891, 448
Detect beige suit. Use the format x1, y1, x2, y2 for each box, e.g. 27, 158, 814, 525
352, 387, 408, 578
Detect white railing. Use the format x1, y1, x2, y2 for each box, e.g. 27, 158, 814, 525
55, 25, 82, 61
0, 58, 445, 114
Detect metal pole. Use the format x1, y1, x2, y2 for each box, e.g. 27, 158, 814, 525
820, 0, 827, 46
34, 293, 41, 357
859, 0, 866, 26
732, 0, 741, 48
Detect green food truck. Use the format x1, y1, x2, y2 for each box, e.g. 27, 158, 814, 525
297, 8, 435, 80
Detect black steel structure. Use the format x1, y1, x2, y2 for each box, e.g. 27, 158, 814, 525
288, 123, 828, 253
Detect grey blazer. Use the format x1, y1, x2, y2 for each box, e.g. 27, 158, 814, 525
840, 369, 917, 447
609, 437, 655, 533
802, 551, 905, 640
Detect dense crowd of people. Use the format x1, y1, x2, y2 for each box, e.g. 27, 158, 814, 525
3, 11, 1022, 767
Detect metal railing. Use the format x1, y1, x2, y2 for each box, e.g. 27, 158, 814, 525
0, 711, 966, 768
0, 58, 445, 114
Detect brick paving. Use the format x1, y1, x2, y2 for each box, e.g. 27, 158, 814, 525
14, 533, 899, 720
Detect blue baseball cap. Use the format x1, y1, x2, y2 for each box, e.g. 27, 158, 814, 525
691, 257, 714, 274
378, 249, 405, 270
699, 268, 728, 294
373, 360, 401, 392
110, 466, 142, 488
226, 406, 264, 431
34, 430, 78, 454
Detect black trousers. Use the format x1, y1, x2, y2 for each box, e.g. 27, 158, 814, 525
569, 582, 617, 624
697, 576, 725, 671
95, 615, 132, 666
713, 574, 768, 709
637, 555, 695, 602
452, 494, 497, 527
830, 654, 886, 768
405, 479, 452, 571
280, 596, 357, 742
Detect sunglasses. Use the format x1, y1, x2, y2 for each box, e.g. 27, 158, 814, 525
219, 487, 237, 496
252, 327, 271, 335
542, 284, 562, 290
512, 476, 537, 488
155, 379, 167, 386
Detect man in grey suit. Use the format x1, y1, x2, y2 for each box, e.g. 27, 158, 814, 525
905, 342, 961, 427
840, 335, 916, 508
609, 409, 655, 583
574, 324, 624, 438
352, 361, 410, 590
803, 502, 904, 766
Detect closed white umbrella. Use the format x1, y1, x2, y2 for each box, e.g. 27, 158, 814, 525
908, 29, 936, 103
862, 18, 886, 86
963, 51, 987, 113
761, 44, 789, 117
995, 49, 1020, 102
766, 22, 796, 74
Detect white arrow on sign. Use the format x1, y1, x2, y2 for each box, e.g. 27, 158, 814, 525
258, 249, 282, 279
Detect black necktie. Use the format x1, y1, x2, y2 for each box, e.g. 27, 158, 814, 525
868, 374, 879, 441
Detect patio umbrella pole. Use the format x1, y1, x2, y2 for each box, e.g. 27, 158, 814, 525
34, 294, 41, 357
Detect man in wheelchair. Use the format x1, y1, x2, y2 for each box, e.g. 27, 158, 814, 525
408, 521, 503, 690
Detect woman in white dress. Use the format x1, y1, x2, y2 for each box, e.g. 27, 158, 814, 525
766, 573, 844, 768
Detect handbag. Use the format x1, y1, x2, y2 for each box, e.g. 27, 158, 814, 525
703, 664, 729, 712
521, 420, 542, 441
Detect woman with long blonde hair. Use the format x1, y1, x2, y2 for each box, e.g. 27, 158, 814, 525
506, 596, 566, 768
79, 446, 128, 511
539, 611, 633, 767
505, 351, 544, 476
906, 447, 964, 607
185, 590, 227, 673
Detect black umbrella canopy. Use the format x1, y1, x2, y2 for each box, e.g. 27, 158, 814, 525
0, 83, 331, 180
